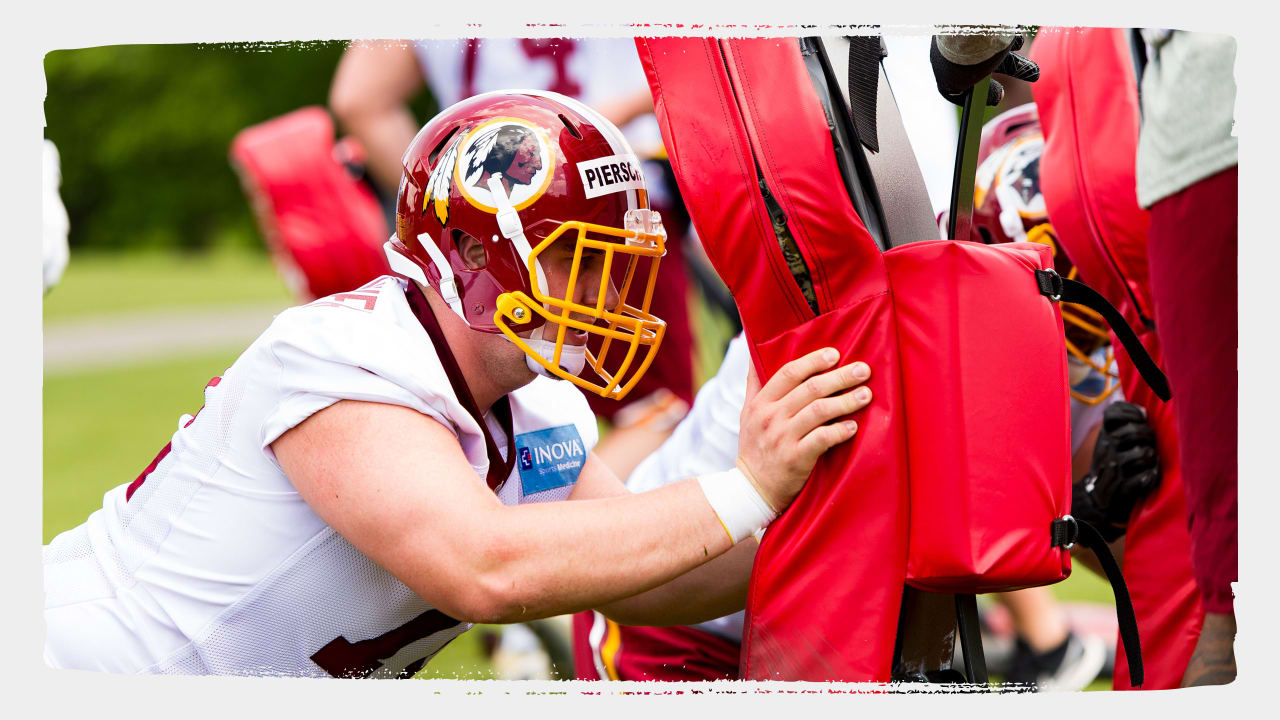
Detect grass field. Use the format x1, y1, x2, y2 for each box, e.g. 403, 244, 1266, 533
41, 249, 1117, 686
43, 248, 292, 323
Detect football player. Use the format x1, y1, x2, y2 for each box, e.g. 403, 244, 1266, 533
576, 334, 752, 681
42, 91, 873, 677
328, 38, 697, 433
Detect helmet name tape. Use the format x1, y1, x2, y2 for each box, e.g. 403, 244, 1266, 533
577, 154, 644, 199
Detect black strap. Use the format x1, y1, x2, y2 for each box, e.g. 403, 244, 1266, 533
403, 282, 515, 491
1129, 29, 1148, 116
800, 36, 890, 251
1050, 515, 1080, 549
1035, 270, 1172, 401
847, 35, 885, 153
954, 593, 988, 686
1071, 520, 1145, 688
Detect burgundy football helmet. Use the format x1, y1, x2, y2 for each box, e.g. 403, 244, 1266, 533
969, 103, 1120, 405
386, 90, 667, 401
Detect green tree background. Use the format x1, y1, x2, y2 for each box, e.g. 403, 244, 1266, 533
43, 42, 437, 253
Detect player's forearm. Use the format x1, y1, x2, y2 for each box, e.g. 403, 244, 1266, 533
1071, 536, 1124, 578
596, 535, 755, 626
340, 107, 420, 194
328, 41, 424, 193
458, 479, 735, 623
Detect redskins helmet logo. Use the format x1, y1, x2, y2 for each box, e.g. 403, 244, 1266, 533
975, 135, 1046, 220
455, 117, 556, 213
995, 136, 1045, 218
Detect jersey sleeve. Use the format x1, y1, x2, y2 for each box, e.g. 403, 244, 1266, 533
257, 300, 473, 459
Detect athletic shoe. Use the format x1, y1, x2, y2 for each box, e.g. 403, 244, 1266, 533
1035, 632, 1107, 692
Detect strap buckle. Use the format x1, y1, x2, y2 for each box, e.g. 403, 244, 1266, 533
438, 275, 460, 305
1035, 268, 1064, 302
1051, 514, 1079, 550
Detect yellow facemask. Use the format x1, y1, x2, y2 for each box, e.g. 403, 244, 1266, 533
494, 209, 668, 401
1025, 223, 1122, 405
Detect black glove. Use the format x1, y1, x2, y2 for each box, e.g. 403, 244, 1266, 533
1071, 402, 1162, 542
930, 34, 1041, 107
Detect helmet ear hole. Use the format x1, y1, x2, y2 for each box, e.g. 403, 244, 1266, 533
558, 114, 583, 140
427, 126, 461, 166
453, 230, 488, 270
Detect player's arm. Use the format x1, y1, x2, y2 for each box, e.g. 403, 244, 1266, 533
272, 348, 871, 625
563, 452, 757, 626
328, 39, 424, 192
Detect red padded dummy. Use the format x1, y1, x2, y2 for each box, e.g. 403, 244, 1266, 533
639, 36, 909, 682
888, 239, 1072, 594
230, 107, 391, 301
1032, 27, 1204, 690
639, 36, 1082, 682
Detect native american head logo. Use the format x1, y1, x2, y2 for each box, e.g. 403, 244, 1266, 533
454, 118, 555, 214
994, 136, 1045, 215
975, 135, 1045, 218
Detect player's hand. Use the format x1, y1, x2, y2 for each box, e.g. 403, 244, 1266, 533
931, 33, 1040, 107
1071, 401, 1162, 542
735, 347, 871, 513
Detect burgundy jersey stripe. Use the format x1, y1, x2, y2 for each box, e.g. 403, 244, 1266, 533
125, 376, 222, 502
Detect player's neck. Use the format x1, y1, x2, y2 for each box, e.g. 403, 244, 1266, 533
422, 285, 523, 414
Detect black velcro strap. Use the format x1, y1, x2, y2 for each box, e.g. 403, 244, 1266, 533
1034, 268, 1064, 298
847, 35, 885, 153
1050, 515, 1079, 549
1035, 271, 1172, 402
954, 593, 988, 686
1076, 520, 1145, 688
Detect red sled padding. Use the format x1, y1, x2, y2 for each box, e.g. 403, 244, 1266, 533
640, 37, 1080, 681
889, 239, 1073, 593
1032, 27, 1203, 690
639, 36, 909, 682
230, 107, 390, 301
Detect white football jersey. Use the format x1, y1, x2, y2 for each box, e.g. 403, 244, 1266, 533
43, 276, 598, 677
412, 37, 664, 158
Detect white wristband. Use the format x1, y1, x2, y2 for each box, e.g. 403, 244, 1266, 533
697, 467, 778, 544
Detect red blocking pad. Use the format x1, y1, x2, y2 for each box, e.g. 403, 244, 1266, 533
230, 107, 391, 301
641, 35, 1091, 681
887, 240, 1072, 593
